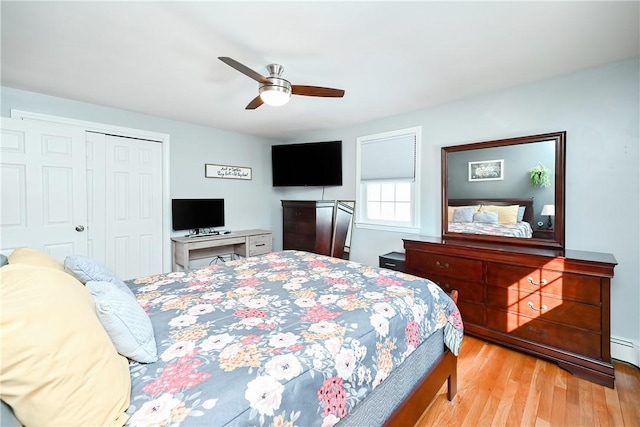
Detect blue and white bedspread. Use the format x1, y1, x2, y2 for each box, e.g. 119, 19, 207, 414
448, 221, 533, 238
125, 250, 463, 427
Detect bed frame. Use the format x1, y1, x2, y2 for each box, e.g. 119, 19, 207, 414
449, 197, 535, 225
384, 291, 459, 426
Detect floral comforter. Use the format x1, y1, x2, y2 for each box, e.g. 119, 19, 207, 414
125, 250, 463, 427
448, 221, 533, 237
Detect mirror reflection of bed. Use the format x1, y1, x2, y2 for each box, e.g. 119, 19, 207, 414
447, 198, 535, 239
442, 132, 565, 249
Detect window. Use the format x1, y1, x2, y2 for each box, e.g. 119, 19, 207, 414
356, 126, 421, 232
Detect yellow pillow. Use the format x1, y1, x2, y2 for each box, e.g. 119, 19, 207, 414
0, 264, 131, 426
447, 205, 480, 222
7, 247, 64, 271
479, 205, 520, 224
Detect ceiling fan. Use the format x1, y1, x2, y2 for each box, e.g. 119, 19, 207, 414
218, 57, 345, 110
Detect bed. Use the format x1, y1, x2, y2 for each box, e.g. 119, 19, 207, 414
447, 197, 534, 238
0, 248, 463, 427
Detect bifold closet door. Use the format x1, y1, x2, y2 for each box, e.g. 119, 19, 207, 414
86, 132, 163, 280
0, 118, 88, 260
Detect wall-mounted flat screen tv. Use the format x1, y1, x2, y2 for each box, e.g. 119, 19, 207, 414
172, 198, 225, 233
272, 141, 343, 187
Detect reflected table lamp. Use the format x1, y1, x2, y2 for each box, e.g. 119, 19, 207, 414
541, 204, 555, 229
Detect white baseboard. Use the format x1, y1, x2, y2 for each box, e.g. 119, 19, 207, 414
611, 336, 639, 368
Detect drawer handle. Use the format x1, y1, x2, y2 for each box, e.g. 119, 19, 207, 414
435, 261, 450, 269
527, 325, 547, 336
255, 243, 265, 247
384, 262, 396, 267
527, 301, 548, 312
527, 276, 548, 286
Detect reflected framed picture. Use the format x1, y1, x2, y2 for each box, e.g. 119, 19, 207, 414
468, 159, 504, 181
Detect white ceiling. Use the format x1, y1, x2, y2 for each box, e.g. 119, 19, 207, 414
2, 1, 639, 140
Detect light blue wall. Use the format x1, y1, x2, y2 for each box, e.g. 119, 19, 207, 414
0, 86, 275, 235
2, 57, 638, 362
281, 58, 640, 357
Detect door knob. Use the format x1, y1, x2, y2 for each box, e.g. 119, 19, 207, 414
75, 225, 85, 232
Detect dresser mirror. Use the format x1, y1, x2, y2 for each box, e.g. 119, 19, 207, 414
442, 132, 565, 249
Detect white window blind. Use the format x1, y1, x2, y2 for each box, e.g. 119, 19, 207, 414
360, 133, 416, 181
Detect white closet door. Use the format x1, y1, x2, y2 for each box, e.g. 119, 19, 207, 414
104, 134, 163, 280
0, 118, 87, 261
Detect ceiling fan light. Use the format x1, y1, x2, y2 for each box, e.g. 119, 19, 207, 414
260, 86, 291, 106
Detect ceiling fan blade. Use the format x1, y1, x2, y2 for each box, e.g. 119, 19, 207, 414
218, 57, 270, 84
245, 95, 264, 110
291, 85, 345, 98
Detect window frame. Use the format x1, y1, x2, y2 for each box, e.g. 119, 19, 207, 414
355, 126, 421, 233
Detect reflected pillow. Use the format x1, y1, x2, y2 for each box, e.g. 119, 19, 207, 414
447, 205, 479, 222
452, 207, 476, 223
479, 205, 519, 224
87, 281, 158, 363
473, 211, 499, 223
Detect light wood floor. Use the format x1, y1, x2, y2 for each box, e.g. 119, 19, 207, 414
416, 336, 640, 427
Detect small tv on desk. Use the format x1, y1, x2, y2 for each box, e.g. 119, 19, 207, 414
172, 198, 224, 236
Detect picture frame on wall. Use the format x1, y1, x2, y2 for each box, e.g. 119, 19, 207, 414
468, 159, 504, 181
205, 163, 252, 180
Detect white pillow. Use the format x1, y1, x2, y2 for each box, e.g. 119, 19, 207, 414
86, 280, 158, 363
64, 255, 131, 294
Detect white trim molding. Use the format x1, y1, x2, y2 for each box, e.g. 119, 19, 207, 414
611, 336, 639, 368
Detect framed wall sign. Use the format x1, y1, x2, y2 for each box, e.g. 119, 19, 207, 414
205, 163, 252, 180
468, 159, 504, 181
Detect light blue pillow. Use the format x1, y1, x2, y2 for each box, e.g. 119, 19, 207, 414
86, 280, 158, 363
0, 254, 8, 267
473, 211, 499, 223
64, 255, 131, 295
452, 207, 475, 223
517, 206, 526, 222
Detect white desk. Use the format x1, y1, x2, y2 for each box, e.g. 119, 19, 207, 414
171, 229, 272, 270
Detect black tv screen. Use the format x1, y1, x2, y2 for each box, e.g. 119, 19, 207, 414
172, 199, 225, 232
272, 141, 343, 187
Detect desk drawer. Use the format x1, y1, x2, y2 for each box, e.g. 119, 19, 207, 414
248, 234, 272, 256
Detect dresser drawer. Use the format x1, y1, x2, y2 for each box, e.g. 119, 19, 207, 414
247, 234, 272, 256
283, 232, 315, 252
486, 286, 601, 332
409, 252, 482, 282
282, 217, 317, 235
427, 273, 483, 303
283, 207, 316, 222
487, 310, 601, 359
486, 263, 601, 304
457, 301, 485, 326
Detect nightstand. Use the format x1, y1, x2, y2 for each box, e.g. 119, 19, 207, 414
379, 252, 406, 272
533, 229, 554, 239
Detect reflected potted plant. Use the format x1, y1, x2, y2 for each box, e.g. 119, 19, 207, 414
529, 163, 551, 188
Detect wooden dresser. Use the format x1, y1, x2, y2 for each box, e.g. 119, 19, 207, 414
403, 236, 617, 387
282, 200, 335, 256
